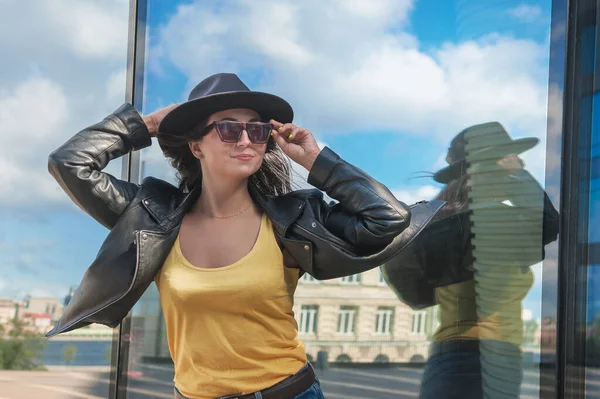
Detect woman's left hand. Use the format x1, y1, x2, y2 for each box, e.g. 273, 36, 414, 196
270, 119, 322, 171
497, 154, 525, 172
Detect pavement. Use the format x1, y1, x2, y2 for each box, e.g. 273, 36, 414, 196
0, 364, 598, 398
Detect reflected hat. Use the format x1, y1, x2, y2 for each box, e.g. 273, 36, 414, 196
433, 122, 539, 184
158, 73, 294, 137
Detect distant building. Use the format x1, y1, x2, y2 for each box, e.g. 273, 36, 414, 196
541, 316, 557, 346
0, 297, 17, 325
294, 268, 431, 363
21, 312, 53, 334
22, 297, 63, 324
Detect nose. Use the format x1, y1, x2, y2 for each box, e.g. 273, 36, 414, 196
236, 129, 251, 147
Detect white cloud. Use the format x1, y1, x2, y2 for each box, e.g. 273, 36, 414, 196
0, 0, 130, 209
152, 0, 550, 152
508, 4, 543, 23
140, 140, 180, 184
337, 0, 413, 22
41, 0, 129, 59
106, 68, 127, 103
392, 185, 440, 205
0, 78, 69, 205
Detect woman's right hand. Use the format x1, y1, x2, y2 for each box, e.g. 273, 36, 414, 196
142, 103, 179, 136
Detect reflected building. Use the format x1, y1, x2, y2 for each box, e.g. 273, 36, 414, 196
293, 269, 432, 364
135, 268, 436, 364
23, 297, 63, 324
0, 298, 17, 325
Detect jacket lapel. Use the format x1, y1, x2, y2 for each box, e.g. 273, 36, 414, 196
249, 185, 305, 236
139, 182, 306, 244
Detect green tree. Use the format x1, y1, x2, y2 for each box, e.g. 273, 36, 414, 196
523, 319, 539, 344
63, 345, 77, 366
0, 318, 46, 370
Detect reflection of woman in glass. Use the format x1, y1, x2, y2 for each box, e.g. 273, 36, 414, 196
383, 123, 559, 399
423, 124, 558, 399
47, 73, 430, 399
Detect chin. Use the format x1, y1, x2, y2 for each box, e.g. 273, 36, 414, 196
228, 165, 262, 180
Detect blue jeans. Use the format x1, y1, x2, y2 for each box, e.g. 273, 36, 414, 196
290, 378, 326, 399
419, 352, 483, 399
419, 340, 523, 399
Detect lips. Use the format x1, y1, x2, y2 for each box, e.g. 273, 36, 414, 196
234, 154, 254, 161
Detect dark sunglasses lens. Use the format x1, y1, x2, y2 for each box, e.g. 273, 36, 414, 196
216, 122, 242, 142
246, 123, 271, 143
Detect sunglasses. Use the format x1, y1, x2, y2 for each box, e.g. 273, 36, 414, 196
199, 120, 273, 144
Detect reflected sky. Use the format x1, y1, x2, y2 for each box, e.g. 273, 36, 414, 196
0, 0, 555, 325
140, 0, 553, 321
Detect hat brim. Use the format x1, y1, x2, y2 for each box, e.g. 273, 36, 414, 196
158, 91, 294, 137
433, 137, 539, 184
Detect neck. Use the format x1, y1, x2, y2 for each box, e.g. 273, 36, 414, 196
192, 174, 254, 218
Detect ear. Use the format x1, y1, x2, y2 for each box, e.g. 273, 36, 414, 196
188, 141, 203, 159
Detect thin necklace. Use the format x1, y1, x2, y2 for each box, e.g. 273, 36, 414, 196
201, 203, 254, 219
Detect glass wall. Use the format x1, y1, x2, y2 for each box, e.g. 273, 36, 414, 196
585, 97, 600, 396
120, 1, 563, 398
0, 0, 130, 398
562, 1, 600, 398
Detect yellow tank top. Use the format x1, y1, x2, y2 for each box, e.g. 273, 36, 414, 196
433, 269, 534, 344
155, 214, 307, 399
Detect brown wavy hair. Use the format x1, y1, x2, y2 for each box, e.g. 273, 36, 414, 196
157, 118, 292, 197
432, 173, 470, 221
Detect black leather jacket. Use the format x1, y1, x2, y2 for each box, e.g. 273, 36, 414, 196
45, 103, 444, 337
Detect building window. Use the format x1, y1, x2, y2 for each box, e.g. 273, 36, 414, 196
340, 274, 360, 284
378, 269, 387, 286
412, 311, 427, 334
300, 273, 318, 283
431, 306, 440, 333
337, 306, 357, 335
375, 307, 394, 335
299, 305, 319, 334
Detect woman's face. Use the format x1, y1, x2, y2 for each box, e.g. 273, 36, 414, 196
190, 108, 267, 183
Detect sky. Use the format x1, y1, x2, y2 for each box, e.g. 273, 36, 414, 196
0, 0, 566, 322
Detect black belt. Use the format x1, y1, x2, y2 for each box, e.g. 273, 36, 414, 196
219, 364, 316, 399
429, 339, 480, 357
175, 364, 316, 399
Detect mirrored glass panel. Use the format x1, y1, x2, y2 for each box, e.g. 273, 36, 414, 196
586, 95, 600, 398
583, 5, 600, 393
126, 1, 560, 398
0, 1, 129, 398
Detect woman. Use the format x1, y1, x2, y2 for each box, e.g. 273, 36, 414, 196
420, 125, 559, 399
438, 124, 559, 398
382, 122, 559, 399
46, 73, 439, 399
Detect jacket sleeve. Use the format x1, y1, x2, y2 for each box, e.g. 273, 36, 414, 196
48, 103, 152, 229
306, 147, 411, 254
507, 170, 560, 247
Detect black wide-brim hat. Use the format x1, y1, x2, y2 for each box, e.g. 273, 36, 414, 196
433, 122, 539, 184
158, 73, 294, 139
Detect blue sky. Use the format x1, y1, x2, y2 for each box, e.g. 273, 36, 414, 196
0, 0, 566, 324
141, 0, 553, 187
